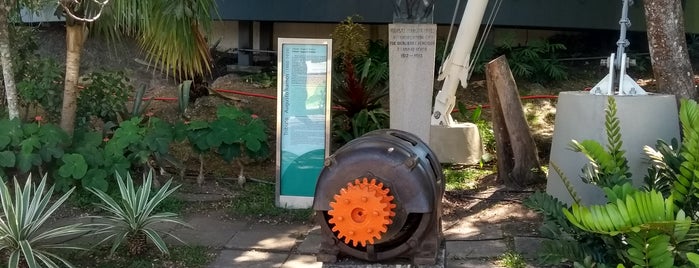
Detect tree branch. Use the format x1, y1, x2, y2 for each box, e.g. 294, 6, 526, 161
58, 0, 110, 23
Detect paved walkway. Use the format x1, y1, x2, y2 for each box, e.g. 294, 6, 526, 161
165, 210, 546, 267
49, 197, 545, 267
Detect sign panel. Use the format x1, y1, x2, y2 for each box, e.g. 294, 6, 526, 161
275, 38, 332, 209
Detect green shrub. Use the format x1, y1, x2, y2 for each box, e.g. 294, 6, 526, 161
76, 71, 132, 128
0, 174, 88, 268
331, 16, 390, 144
470, 37, 567, 83
17, 58, 64, 123
0, 118, 69, 179
183, 105, 271, 183
525, 97, 699, 268
87, 171, 188, 256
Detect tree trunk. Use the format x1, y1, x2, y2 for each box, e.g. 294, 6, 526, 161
0, 0, 18, 119
60, 23, 87, 135
643, 0, 697, 100
486, 55, 544, 189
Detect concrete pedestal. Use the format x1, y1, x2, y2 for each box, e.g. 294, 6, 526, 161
545, 92, 680, 205
429, 123, 483, 165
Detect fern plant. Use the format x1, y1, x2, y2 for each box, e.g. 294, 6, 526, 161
526, 97, 699, 268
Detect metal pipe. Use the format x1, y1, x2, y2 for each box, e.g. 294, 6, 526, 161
615, 0, 632, 69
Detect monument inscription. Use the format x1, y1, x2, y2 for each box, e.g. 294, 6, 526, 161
388, 23, 437, 143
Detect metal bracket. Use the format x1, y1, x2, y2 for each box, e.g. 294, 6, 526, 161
590, 0, 647, 96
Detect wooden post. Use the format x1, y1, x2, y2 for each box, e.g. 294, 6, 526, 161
486, 55, 544, 188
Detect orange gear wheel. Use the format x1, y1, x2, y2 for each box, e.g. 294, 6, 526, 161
328, 178, 396, 247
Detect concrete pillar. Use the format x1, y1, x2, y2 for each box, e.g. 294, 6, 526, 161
388, 24, 437, 143
238, 20, 254, 66
545, 92, 680, 205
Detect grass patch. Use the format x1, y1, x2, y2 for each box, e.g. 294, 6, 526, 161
498, 251, 527, 268
154, 195, 185, 214
229, 182, 313, 223
444, 166, 493, 191
64, 245, 213, 268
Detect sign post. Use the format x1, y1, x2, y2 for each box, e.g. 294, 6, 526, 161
275, 38, 332, 209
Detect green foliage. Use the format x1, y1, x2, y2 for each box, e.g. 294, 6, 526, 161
499, 251, 527, 268
0, 118, 69, 178
526, 98, 699, 268
76, 71, 132, 127
331, 16, 390, 145
455, 103, 496, 154
87, 171, 188, 256
332, 108, 389, 144
185, 105, 270, 163
472, 37, 567, 83
242, 71, 276, 88
688, 34, 699, 63
0, 174, 88, 268
444, 166, 492, 191
17, 58, 64, 123
568, 97, 630, 189
673, 99, 699, 214
91, 0, 217, 80
177, 81, 192, 115
131, 84, 153, 117
331, 15, 368, 58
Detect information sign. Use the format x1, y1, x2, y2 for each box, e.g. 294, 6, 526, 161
275, 38, 332, 209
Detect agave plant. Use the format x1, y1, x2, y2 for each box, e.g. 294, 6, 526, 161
0, 174, 87, 268
87, 171, 188, 256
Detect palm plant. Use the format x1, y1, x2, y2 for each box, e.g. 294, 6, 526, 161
87, 171, 188, 256
0, 174, 88, 268
57, 0, 217, 135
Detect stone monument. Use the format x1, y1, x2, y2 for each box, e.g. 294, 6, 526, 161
388, 0, 437, 143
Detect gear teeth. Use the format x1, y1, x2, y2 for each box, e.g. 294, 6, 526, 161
326, 177, 396, 247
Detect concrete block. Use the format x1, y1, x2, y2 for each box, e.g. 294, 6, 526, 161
443, 221, 503, 240
513, 237, 546, 259
296, 234, 321, 254
430, 123, 483, 164
283, 254, 322, 268
546, 92, 680, 205
446, 240, 507, 259
173, 215, 247, 248
226, 224, 310, 251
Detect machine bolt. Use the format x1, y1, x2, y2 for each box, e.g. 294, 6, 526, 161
407, 238, 418, 248
337, 216, 344, 221
405, 157, 417, 169
348, 231, 354, 236
344, 199, 350, 204
387, 147, 394, 153
324, 158, 333, 167
372, 211, 379, 216
361, 196, 368, 203
367, 228, 373, 233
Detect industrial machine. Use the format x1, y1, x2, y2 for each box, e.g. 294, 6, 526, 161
313, 129, 444, 264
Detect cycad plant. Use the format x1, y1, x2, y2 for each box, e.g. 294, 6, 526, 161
87, 171, 188, 256
525, 98, 699, 268
0, 174, 87, 268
